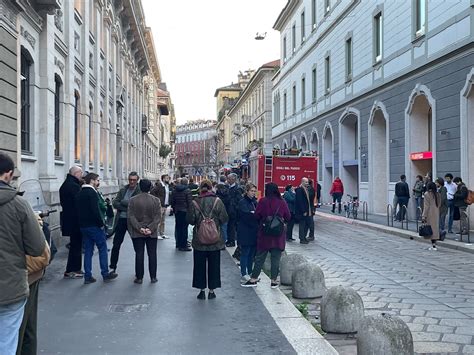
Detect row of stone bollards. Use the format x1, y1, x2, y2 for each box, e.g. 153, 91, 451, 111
280, 254, 414, 355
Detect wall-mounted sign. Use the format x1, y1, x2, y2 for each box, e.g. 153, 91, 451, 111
410, 151, 433, 161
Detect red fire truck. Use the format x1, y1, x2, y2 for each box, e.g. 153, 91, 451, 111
249, 155, 318, 199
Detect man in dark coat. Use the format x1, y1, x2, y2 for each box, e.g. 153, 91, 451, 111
170, 177, 193, 251
59, 166, 84, 279
307, 179, 317, 241
453, 177, 469, 235
395, 175, 410, 221
295, 177, 312, 244
110, 172, 141, 272
226, 173, 243, 247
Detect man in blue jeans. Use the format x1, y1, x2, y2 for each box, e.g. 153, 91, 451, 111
76, 173, 118, 284
444, 173, 457, 233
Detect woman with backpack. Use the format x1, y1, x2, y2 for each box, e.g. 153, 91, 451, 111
242, 182, 290, 289
187, 180, 228, 300
422, 182, 441, 251
237, 183, 258, 284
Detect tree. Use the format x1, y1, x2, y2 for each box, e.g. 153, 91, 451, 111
159, 144, 172, 159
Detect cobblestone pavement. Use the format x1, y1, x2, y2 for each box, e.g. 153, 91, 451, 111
284, 217, 474, 354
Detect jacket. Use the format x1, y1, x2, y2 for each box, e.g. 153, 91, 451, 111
112, 184, 141, 217
215, 183, 230, 210
330, 178, 344, 195
422, 191, 440, 240
170, 184, 193, 212
76, 185, 104, 228
187, 193, 229, 251
26, 243, 51, 285
237, 195, 258, 246
413, 181, 424, 198
127, 193, 162, 238
228, 184, 244, 219
295, 186, 312, 217
283, 190, 296, 214
255, 196, 291, 252
454, 183, 469, 208
59, 174, 81, 236
189, 183, 200, 198
395, 181, 410, 198
0, 183, 46, 306
150, 182, 170, 207
438, 186, 448, 216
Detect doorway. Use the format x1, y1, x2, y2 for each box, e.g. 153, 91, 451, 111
340, 113, 359, 197
369, 106, 388, 214
322, 123, 334, 203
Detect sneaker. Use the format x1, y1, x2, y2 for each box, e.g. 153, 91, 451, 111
448, 230, 454, 234
151, 278, 158, 284
307, 236, 315, 241
84, 277, 97, 284
134, 278, 143, 284
241, 280, 257, 288
300, 239, 309, 244
178, 247, 192, 252
103, 272, 118, 283
429, 246, 438, 251
271, 282, 279, 289
161, 235, 170, 239
208, 291, 216, 300
240, 275, 250, 284
157, 236, 164, 240
64, 272, 83, 279
225, 241, 235, 247
197, 290, 206, 300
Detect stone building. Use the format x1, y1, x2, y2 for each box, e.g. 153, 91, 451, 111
175, 119, 217, 180
272, 0, 474, 219
0, 0, 170, 241
229, 60, 279, 162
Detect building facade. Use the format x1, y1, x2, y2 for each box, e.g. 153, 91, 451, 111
229, 60, 279, 161
272, 0, 474, 219
0, 0, 170, 242
175, 119, 217, 179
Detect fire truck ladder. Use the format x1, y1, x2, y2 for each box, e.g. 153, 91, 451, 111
264, 156, 273, 184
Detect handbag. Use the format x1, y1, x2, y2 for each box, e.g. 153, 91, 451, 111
418, 223, 433, 238
262, 203, 285, 237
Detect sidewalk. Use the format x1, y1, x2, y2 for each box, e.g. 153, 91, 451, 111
37, 217, 296, 354
316, 205, 474, 254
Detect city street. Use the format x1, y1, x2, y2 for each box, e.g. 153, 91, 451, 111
37, 218, 294, 355
286, 216, 474, 354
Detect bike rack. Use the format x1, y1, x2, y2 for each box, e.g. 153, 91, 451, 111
401, 205, 409, 230
387, 204, 394, 227
362, 201, 368, 221
415, 206, 423, 231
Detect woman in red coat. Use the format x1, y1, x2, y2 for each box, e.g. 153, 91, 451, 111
241, 183, 290, 289
330, 177, 344, 214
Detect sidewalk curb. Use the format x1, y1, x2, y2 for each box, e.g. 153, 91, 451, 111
225, 247, 338, 355
315, 211, 474, 254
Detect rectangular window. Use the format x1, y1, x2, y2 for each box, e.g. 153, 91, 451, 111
301, 77, 306, 108
292, 24, 296, 53
374, 12, 383, 62
325, 0, 330, 15
20, 51, 31, 153
90, 0, 97, 34
54, 78, 61, 158
283, 92, 287, 118
415, 0, 426, 36
292, 84, 296, 114
301, 11, 305, 43
311, 0, 317, 30
283, 36, 287, 61
74, 94, 80, 162
345, 37, 352, 81
89, 104, 94, 163
312, 67, 317, 102
325, 56, 330, 93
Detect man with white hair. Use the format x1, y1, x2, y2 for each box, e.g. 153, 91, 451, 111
60, 166, 84, 279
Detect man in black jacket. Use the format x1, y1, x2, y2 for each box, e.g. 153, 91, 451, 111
295, 178, 312, 244
395, 175, 410, 221
226, 173, 243, 247
110, 172, 140, 272
170, 177, 193, 251
215, 175, 230, 243
453, 177, 469, 234
76, 173, 117, 284
59, 166, 83, 279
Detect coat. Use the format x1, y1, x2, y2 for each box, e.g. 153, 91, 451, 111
170, 184, 193, 212
59, 174, 81, 236
187, 192, 228, 251
422, 191, 440, 240
255, 196, 291, 252
295, 186, 312, 218
0, 183, 46, 306
454, 183, 469, 208
413, 181, 424, 198
237, 195, 258, 247
330, 179, 344, 195
438, 186, 448, 217
228, 184, 244, 219
76, 185, 104, 228
283, 190, 296, 214
112, 184, 141, 217
127, 193, 162, 238
150, 182, 170, 207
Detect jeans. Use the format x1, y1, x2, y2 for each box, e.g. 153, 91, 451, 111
447, 199, 455, 231
81, 227, 110, 279
286, 214, 295, 240
415, 197, 423, 219
396, 197, 409, 221
332, 193, 342, 213
0, 298, 26, 355
221, 223, 228, 242
298, 215, 312, 241
65, 229, 83, 273
240, 245, 256, 276
251, 249, 282, 280
175, 211, 188, 248
17, 280, 40, 355
110, 218, 128, 270
132, 237, 158, 280
193, 250, 221, 289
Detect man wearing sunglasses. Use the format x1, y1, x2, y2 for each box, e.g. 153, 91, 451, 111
110, 172, 141, 272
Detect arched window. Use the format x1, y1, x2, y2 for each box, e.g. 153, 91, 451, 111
89, 103, 94, 163
54, 75, 62, 158
21, 48, 33, 153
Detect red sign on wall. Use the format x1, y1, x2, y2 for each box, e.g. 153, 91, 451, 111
410, 151, 433, 161
272, 156, 318, 192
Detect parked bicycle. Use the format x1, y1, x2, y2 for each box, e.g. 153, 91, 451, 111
344, 194, 359, 219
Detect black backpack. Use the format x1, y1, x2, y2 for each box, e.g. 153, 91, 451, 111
262, 203, 285, 236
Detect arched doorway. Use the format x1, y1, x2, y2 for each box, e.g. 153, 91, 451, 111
322, 123, 334, 203
339, 109, 360, 198
461, 68, 474, 224
310, 129, 320, 182
369, 102, 389, 214
291, 137, 298, 149
405, 85, 436, 203
300, 133, 308, 153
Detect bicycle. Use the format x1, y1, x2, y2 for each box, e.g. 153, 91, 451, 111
344, 194, 359, 219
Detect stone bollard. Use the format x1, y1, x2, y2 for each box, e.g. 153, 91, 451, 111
280, 254, 308, 285
292, 262, 326, 299
320, 286, 364, 333
357, 313, 414, 355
